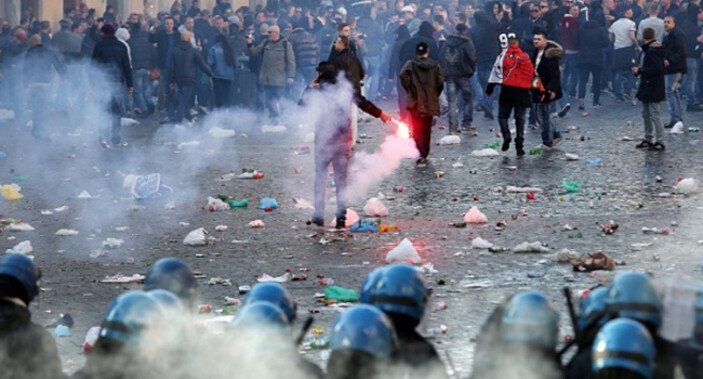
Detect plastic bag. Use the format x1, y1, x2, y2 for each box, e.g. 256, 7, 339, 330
439, 135, 461, 145
363, 197, 388, 217
324, 286, 359, 302
257, 272, 290, 283
471, 237, 493, 249
261, 124, 287, 133
471, 149, 500, 157
208, 127, 236, 138
562, 180, 582, 193
331, 209, 360, 228
464, 206, 488, 224
513, 241, 551, 253
183, 228, 208, 246
120, 117, 140, 127
674, 178, 698, 194
8, 223, 34, 232
228, 199, 249, 208
565, 153, 579, 161
506, 186, 543, 193
386, 238, 421, 263
349, 220, 380, 233
55, 229, 79, 236
670, 121, 684, 134
6, 241, 33, 254
258, 198, 278, 209
208, 196, 231, 211
248, 220, 265, 228
1, 184, 23, 200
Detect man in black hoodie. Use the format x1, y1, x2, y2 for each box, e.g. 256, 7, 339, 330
401, 41, 444, 164
91, 24, 133, 148
471, 10, 500, 120
439, 23, 476, 135
634, 27, 667, 151
169, 30, 214, 123
399, 21, 439, 69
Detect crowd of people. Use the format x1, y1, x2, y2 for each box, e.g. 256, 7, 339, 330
0, 0, 700, 150
1, 252, 703, 378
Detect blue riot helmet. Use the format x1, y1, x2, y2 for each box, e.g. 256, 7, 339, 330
242, 282, 297, 324
330, 304, 398, 360
144, 258, 198, 307
501, 290, 560, 350
367, 263, 428, 323
592, 318, 655, 379
148, 289, 186, 316
578, 286, 610, 332
99, 291, 166, 347
0, 253, 41, 305
605, 272, 662, 330
231, 301, 291, 332
359, 266, 385, 304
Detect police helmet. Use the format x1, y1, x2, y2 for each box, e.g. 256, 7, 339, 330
148, 289, 186, 315
359, 266, 385, 304
501, 290, 560, 349
231, 301, 291, 333
99, 291, 166, 346
605, 272, 662, 329
0, 253, 41, 304
144, 258, 198, 306
242, 282, 297, 323
330, 304, 398, 360
367, 263, 428, 322
592, 318, 655, 379
579, 286, 610, 332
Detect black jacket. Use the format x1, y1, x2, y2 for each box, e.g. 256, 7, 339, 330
148, 29, 177, 69
636, 39, 666, 103
400, 57, 444, 117
169, 40, 213, 85
532, 41, 563, 103
0, 300, 65, 379
389, 25, 411, 77
356, 16, 384, 56
662, 27, 687, 74
470, 12, 500, 65
399, 22, 439, 68
576, 20, 610, 67
91, 36, 133, 87
127, 33, 156, 71
680, 6, 701, 59
23, 44, 62, 85
332, 47, 366, 96
439, 34, 476, 78
288, 28, 319, 68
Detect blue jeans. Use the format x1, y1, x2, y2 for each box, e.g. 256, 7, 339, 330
476, 62, 495, 114
101, 84, 123, 144
263, 85, 284, 119
173, 83, 196, 122
364, 55, 381, 100
132, 68, 151, 113
683, 58, 699, 106
562, 53, 578, 97
613, 68, 634, 99
538, 102, 560, 146
664, 73, 683, 123
445, 77, 473, 131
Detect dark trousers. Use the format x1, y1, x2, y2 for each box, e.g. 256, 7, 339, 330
314, 143, 351, 221
29, 83, 51, 139
498, 104, 526, 148
410, 111, 433, 158
212, 78, 232, 108
173, 83, 196, 122
396, 79, 409, 122
101, 85, 123, 144
445, 76, 473, 130
578, 64, 602, 104
263, 85, 284, 119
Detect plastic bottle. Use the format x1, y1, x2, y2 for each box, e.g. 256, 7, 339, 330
529, 147, 542, 155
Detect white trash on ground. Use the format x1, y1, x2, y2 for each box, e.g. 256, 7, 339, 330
471, 237, 493, 249
363, 197, 389, 217
102, 238, 125, 249
470, 148, 500, 157
120, 117, 140, 127
565, 153, 579, 161
207, 196, 231, 211
464, 206, 488, 224
506, 186, 544, 193
208, 127, 236, 138
513, 241, 551, 253
674, 178, 698, 194
439, 135, 461, 145
248, 220, 265, 228
293, 198, 315, 210
55, 229, 79, 236
261, 124, 287, 133
257, 272, 291, 283
8, 223, 35, 232
670, 121, 684, 134
6, 240, 33, 254
386, 238, 421, 264
183, 228, 209, 246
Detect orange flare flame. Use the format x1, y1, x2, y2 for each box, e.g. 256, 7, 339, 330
393, 119, 410, 139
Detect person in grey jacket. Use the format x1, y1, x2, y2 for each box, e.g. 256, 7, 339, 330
247, 25, 296, 120
439, 23, 476, 134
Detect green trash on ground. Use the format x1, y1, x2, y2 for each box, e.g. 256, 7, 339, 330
228, 199, 249, 208
562, 180, 582, 193
529, 147, 542, 155
324, 286, 359, 302
487, 142, 500, 149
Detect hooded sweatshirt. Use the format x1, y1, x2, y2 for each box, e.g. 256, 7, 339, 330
439, 33, 476, 78
400, 56, 444, 117
399, 21, 439, 67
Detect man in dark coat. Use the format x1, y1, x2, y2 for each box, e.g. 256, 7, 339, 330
288, 25, 319, 97
91, 23, 133, 148
661, 15, 687, 128
439, 23, 476, 134
23, 34, 61, 140
678, 5, 702, 112
531, 31, 563, 149
169, 30, 214, 123
0, 254, 65, 379
128, 22, 156, 115
634, 27, 666, 151
576, 19, 610, 109
400, 41, 444, 164
399, 21, 439, 68
471, 10, 501, 120
149, 16, 178, 122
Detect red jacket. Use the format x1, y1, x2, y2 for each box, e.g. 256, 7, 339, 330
501, 44, 534, 89
559, 14, 579, 51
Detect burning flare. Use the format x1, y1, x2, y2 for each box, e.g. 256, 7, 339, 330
392, 119, 410, 139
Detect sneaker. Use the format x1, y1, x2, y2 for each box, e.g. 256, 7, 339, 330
449, 130, 461, 135
502, 138, 511, 152
622, 93, 632, 101
552, 136, 562, 146
558, 103, 571, 118
578, 100, 585, 110
635, 140, 653, 149
540, 143, 553, 151
100, 140, 111, 149
516, 147, 525, 156
528, 123, 539, 130
310, 216, 324, 227
550, 112, 558, 118
649, 142, 665, 151
686, 104, 703, 112
335, 217, 346, 229
461, 124, 473, 131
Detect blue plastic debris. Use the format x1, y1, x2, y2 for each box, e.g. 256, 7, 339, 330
258, 198, 278, 209
55, 325, 70, 337
349, 220, 380, 233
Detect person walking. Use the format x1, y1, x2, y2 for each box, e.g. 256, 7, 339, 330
634, 27, 666, 151
247, 25, 296, 121
207, 33, 235, 108
438, 23, 476, 135
487, 37, 535, 156
575, 19, 610, 109
23, 34, 61, 141
91, 24, 133, 148
661, 15, 687, 129
169, 30, 213, 122
400, 41, 444, 164
531, 31, 564, 150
